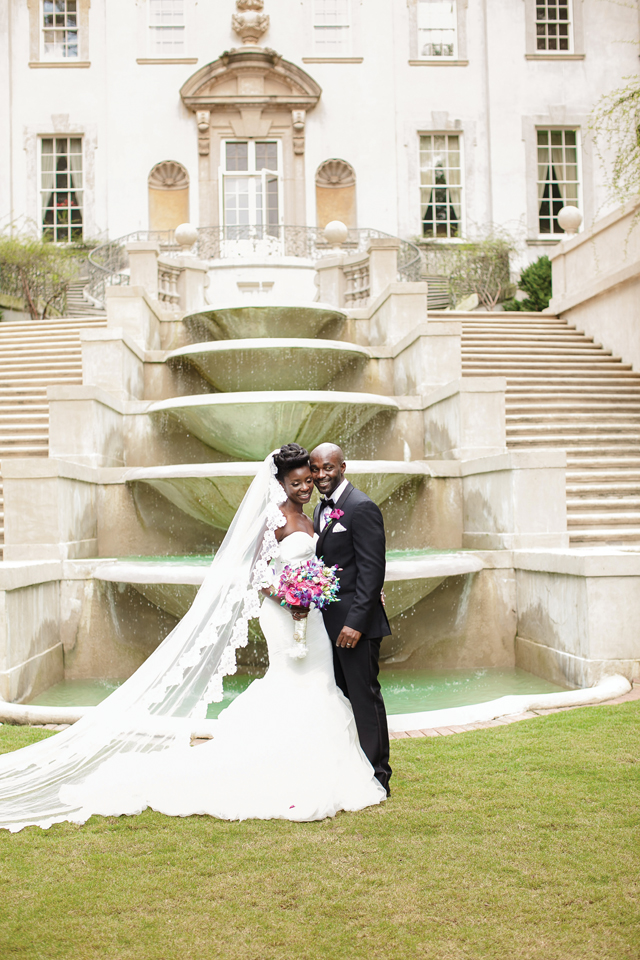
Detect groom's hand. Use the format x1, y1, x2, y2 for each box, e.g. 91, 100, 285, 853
336, 626, 362, 649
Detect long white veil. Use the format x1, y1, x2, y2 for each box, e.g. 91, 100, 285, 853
0, 452, 287, 832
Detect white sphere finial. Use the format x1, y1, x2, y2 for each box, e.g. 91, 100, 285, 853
557, 206, 583, 237
323, 220, 349, 247
174, 222, 199, 249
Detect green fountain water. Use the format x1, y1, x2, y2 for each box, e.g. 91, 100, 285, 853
29, 668, 567, 716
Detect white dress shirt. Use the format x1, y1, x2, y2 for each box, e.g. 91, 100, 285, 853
319, 477, 349, 531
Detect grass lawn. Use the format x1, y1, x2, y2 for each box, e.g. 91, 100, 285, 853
0, 704, 638, 960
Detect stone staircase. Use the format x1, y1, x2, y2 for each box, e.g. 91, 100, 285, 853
461, 312, 640, 546
65, 281, 106, 318
0, 316, 107, 555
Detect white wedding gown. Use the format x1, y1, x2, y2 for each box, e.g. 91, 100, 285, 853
60, 532, 386, 822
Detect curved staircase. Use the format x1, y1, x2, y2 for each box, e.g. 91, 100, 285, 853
460, 312, 640, 545
0, 316, 107, 555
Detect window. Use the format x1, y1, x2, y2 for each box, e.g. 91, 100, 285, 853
535, 0, 572, 52
537, 129, 580, 235
313, 0, 350, 56
41, 138, 83, 242
42, 0, 78, 59
417, 0, 457, 59
149, 0, 185, 57
221, 141, 281, 235
420, 134, 462, 239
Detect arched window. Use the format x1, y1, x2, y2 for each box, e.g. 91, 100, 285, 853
148, 161, 190, 232
315, 159, 356, 230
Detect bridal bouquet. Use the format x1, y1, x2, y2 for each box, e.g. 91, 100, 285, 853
275, 558, 340, 659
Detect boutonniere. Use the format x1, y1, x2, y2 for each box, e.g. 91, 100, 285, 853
328, 508, 344, 521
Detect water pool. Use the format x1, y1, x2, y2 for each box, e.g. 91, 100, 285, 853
29, 667, 566, 718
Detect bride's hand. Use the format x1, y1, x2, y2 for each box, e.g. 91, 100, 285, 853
291, 606, 309, 620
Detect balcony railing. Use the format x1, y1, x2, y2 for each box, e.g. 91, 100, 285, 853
86, 225, 422, 308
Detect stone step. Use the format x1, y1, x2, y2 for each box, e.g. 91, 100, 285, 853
0, 404, 49, 414
567, 511, 640, 526
0, 413, 49, 424
567, 483, 640, 497
510, 440, 640, 453
0, 444, 48, 455
569, 528, 640, 543
0, 377, 81, 387
463, 361, 631, 371
566, 457, 640, 469
505, 379, 640, 388
0, 427, 49, 439
0, 346, 82, 358
507, 426, 640, 439
567, 471, 640, 483
506, 403, 640, 413
462, 346, 610, 356
507, 413, 640, 424
464, 335, 594, 343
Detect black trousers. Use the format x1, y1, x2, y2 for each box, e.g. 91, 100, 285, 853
332, 637, 392, 793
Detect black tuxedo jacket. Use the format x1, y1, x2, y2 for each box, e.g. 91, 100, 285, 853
313, 482, 391, 643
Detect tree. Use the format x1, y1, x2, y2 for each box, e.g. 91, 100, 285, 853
448, 235, 515, 310
503, 255, 552, 312
0, 235, 80, 320
589, 76, 640, 205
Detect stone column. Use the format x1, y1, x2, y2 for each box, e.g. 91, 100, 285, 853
126, 242, 160, 300
368, 238, 400, 300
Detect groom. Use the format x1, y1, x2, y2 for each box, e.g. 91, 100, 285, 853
309, 443, 392, 795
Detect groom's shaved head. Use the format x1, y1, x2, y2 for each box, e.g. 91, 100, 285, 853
309, 443, 346, 497
311, 442, 345, 464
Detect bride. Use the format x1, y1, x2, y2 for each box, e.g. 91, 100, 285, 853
0, 445, 385, 831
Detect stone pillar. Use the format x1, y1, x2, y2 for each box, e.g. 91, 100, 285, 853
126, 242, 160, 300
423, 378, 507, 460
368, 283, 429, 346
175, 257, 209, 314
393, 320, 462, 395
368, 238, 400, 300
315, 255, 347, 307
81, 328, 145, 400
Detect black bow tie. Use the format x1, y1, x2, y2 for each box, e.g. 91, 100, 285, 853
321, 498, 335, 509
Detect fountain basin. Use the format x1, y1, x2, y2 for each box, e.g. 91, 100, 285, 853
148, 391, 399, 461
95, 551, 484, 622
183, 301, 347, 341
125, 460, 431, 531
167, 339, 370, 392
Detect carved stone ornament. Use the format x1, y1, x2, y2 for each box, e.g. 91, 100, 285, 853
232, 0, 269, 46
148, 161, 190, 191
196, 110, 211, 156
315, 159, 356, 188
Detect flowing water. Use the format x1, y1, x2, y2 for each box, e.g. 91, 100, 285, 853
29, 667, 566, 718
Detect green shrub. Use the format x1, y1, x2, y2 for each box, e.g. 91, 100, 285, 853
0, 234, 80, 320
503, 255, 552, 312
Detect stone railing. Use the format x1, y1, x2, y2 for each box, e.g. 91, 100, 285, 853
157, 260, 181, 306
343, 258, 370, 304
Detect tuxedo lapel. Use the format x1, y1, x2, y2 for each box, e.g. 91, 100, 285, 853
312, 502, 322, 535
315, 482, 354, 555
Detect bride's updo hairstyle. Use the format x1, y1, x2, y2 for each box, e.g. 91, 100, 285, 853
273, 443, 310, 481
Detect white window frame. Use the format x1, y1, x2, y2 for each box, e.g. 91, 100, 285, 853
418, 131, 465, 240
534, 0, 573, 54
148, 0, 186, 58
535, 127, 582, 238
218, 140, 284, 233
39, 135, 84, 243
41, 0, 79, 60
416, 0, 458, 61
312, 0, 351, 57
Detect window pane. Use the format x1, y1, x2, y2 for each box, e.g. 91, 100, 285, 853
41, 0, 79, 59
420, 132, 463, 238
535, 0, 572, 52
418, 0, 456, 57
226, 142, 248, 172
41, 137, 83, 242
313, 0, 350, 53
536, 128, 580, 235
255, 142, 278, 171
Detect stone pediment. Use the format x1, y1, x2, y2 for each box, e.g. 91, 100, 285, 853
180, 48, 321, 114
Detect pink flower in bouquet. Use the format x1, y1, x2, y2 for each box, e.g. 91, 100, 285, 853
275, 558, 341, 611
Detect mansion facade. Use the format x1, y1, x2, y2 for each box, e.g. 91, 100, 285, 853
0, 0, 638, 260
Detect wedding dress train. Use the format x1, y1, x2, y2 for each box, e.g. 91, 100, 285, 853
60, 532, 386, 822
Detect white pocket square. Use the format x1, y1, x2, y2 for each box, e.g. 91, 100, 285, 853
332, 522, 347, 533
